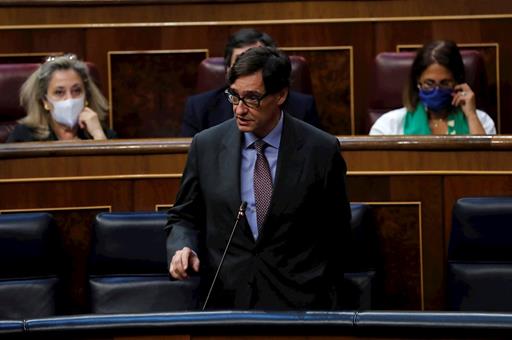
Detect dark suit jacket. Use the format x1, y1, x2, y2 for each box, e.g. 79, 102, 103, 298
166, 113, 351, 310
180, 87, 322, 137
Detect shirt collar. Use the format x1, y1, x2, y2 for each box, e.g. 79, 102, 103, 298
243, 111, 283, 150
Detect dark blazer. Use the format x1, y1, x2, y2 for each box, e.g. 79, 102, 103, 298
166, 113, 351, 310
180, 87, 322, 137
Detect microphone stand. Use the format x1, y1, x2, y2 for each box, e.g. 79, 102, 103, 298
202, 201, 247, 311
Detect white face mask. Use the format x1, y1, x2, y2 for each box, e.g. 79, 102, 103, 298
47, 96, 85, 128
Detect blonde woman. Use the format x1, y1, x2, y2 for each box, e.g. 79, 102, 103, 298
7, 54, 115, 142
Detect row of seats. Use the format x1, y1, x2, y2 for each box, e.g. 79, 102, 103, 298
0, 50, 489, 141
0, 203, 377, 319
2, 196, 508, 319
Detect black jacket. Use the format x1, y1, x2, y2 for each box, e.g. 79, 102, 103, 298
166, 113, 351, 310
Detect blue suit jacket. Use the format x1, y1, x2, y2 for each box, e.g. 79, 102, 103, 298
181, 87, 322, 137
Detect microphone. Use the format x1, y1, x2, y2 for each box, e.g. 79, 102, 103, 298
202, 201, 247, 311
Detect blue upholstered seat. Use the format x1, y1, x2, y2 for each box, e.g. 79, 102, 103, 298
447, 197, 512, 311
88, 212, 199, 314
0, 212, 62, 319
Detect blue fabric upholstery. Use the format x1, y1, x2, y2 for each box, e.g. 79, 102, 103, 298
0, 320, 23, 334
25, 311, 355, 332
448, 197, 512, 311
344, 204, 377, 309
0, 212, 61, 319
20, 311, 512, 338
356, 311, 512, 329
88, 212, 199, 314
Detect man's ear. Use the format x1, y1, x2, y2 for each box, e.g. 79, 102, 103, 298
277, 88, 289, 106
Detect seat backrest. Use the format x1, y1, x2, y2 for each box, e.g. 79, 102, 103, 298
88, 212, 199, 313
195, 55, 313, 95
447, 197, 512, 311
367, 50, 488, 133
0, 61, 103, 143
343, 203, 377, 310
0, 63, 40, 142
0, 212, 61, 319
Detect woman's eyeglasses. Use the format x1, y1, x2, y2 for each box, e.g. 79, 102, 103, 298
417, 79, 456, 92
44, 53, 78, 63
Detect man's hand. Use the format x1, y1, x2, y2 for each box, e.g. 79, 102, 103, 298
169, 246, 200, 280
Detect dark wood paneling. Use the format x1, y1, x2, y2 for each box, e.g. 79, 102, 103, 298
371, 204, 422, 310
349, 175, 445, 310
286, 48, 352, 135
133, 178, 181, 210
2, 1, 512, 25
110, 51, 207, 137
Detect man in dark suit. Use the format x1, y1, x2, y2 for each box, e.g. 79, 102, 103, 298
166, 47, 351, 310
180, 28, 321, 137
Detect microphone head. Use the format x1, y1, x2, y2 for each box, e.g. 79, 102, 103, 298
239, 201, 248, 216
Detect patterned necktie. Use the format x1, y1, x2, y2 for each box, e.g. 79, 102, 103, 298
253, 140, 273, 233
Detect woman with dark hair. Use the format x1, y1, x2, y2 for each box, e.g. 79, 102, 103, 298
370, 40, 495, 135
7, 54, 115, 142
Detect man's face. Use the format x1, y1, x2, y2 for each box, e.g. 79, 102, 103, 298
230, 70, 287, 138
230, 42, 263, 67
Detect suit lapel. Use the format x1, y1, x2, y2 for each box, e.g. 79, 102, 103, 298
218, 121, 245, 225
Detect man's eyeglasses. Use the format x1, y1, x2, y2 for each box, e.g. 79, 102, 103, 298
417, 79, 456, 92
225, 89, 268, 109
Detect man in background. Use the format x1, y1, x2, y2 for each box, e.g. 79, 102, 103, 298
181, 28, 321, 137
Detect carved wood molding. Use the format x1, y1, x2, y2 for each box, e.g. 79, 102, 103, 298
0, 0, 297, 6
3, 135, 512, 159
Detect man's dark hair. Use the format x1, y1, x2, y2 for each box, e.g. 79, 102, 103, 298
404, 40, 465, 111
228, 46, 291, 95
224, 28, 276, 68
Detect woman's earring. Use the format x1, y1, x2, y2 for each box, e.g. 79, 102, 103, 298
43, 103, 50, 111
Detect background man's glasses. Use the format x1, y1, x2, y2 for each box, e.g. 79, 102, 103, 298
225, 89, 268, 109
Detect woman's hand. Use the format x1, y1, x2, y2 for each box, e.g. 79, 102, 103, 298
452, 83, 477, 118
452, 83, 485, 134
79, 107, 107, 140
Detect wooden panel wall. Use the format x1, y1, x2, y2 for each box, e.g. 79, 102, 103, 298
1, 1, 512, 25
1, 2, 512, 136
